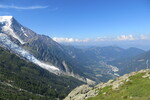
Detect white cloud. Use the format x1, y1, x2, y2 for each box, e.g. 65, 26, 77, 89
116, 34, 135, 41
53, 37, 90, 43
53, 34, 150, 43
140, 34, 150, 40
0, 5, 48, 10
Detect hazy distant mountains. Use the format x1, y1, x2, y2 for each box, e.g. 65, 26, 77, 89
0, 16, 150, 99
109, 49, 150, 76
0, 16, 147, 83
64, 45, 145, 83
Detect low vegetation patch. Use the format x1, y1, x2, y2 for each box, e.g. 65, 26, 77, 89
87, 71, 150, 100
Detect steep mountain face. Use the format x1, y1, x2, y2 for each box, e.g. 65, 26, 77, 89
0, 16, 36, 44
11, 17, 37, 43
65, 69, 150, 100
0, 16, 86, 82
0, 47, 84, 100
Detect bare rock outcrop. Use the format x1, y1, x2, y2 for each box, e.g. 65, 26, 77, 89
64, 69, 150, 100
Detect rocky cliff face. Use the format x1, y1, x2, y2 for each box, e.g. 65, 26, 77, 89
64, 69, 150, 100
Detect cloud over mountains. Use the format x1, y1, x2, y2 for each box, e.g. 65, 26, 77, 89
53, 34, 150, 43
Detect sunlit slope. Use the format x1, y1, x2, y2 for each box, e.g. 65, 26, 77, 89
88, 70, 150, 100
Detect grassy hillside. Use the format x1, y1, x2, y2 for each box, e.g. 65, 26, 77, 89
0, 47, 83, 100
87, 70, 150, 100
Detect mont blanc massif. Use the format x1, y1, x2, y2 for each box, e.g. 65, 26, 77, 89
0, 16, 150, 100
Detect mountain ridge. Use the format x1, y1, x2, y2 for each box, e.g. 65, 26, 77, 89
0, 16, 88, 83
0, 15, 148, 85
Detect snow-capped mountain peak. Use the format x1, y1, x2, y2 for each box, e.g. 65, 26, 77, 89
0, 16, 13, 26
0, 16, 87, 82
0, 16, 25, 44
1, 16, 38, 44
0, 16, 60, 75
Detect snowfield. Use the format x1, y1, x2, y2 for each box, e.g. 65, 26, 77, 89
0, 16, 25, 44
0, 33, 60, 74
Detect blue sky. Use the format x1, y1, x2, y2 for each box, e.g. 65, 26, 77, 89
0, 0, 150, 49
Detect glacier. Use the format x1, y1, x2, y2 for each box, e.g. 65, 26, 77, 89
0, 33, 60, 74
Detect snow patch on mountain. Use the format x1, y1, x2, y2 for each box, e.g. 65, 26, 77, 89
0, 33, 60, 74
21, 27, 28, 37
0, 16, 25, 44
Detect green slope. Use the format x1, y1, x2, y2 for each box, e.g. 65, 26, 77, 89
0, 47, 84, 100
87, 70, 150, 100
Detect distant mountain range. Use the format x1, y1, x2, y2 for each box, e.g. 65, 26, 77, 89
0, 16, 150, 99
109, 49, 150, 76
63, 45, 145, 83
